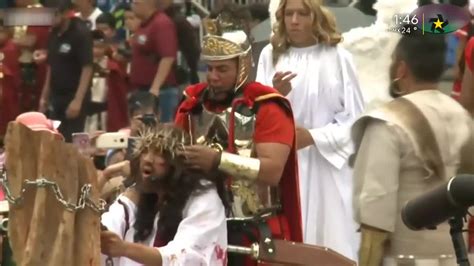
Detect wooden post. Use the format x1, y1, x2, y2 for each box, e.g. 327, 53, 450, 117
3, 122, 101, 266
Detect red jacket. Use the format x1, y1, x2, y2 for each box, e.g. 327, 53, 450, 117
106, 58, 129, 132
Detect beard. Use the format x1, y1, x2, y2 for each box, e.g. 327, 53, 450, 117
206, 86, 234, 106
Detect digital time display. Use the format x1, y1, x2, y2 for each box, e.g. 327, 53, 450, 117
394, 14, 420, 25
389, 14, 420, 35
389, 4, 472, 36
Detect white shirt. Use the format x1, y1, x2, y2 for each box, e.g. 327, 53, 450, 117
76, 8, 103, 30
101, 187, 227, 266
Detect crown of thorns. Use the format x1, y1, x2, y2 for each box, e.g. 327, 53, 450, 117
132, 125, 188, 160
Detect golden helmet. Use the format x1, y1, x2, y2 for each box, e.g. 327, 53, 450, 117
201, 13, 252, 91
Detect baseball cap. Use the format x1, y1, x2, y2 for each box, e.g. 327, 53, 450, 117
15, 112, 64, 140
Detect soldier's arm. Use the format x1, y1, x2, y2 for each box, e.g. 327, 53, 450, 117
353, 120, 401, 266
218, 101, 294, 186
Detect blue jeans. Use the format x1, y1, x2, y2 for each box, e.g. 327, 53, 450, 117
158, 87, 180, 123
136, 86, 180, 123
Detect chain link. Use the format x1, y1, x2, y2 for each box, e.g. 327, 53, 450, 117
0, 168, 105, 213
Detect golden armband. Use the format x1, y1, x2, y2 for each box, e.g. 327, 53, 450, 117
217, 152, 260, 181
359, 226, 389, 266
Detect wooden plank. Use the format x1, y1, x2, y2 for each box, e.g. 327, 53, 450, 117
74, 155, 101, 266
259, 240, 356, 266
4, 123, 101, 266
47, 136, 78, 266
6, 122, 42, 266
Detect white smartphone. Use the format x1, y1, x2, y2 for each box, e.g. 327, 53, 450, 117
95, 132, 128, 149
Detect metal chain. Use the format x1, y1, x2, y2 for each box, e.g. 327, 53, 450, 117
0, 168, 106, 213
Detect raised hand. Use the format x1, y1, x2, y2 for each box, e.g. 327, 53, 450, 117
272, 71, 297, 96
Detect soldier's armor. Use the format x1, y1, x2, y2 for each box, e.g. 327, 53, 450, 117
188, 100, 281, 218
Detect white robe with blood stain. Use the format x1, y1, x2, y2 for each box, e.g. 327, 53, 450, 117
100, 187, 228, 266
256, 43, 364, 261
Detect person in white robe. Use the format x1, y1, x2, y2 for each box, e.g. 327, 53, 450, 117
100, 125, 228, 266
257, 0, 364, 261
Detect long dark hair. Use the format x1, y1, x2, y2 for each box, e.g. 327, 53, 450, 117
132, 125, 229, 243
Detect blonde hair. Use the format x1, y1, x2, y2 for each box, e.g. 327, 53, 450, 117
270, 0, 342, 65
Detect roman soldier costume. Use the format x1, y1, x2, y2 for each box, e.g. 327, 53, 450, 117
13, 2, 50, 112
174, 14, 303, 265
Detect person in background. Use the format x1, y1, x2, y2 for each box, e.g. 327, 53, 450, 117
97, 90, 159, 204
100, 125, 228, 266
112, 3, 140, 67
98, 140, 131, 205
75, 0, 103, 30
130, 0, 178, 123
160, 0, 201, 85
248, 3, 270, 81
97, 90, 159, 196
110, 2, 128, 41
128, 91, 159, 136
86, 30, 128, 133
248, 3, 270, 28
123, 3, 141, 33
209, 3, 269, 82
352, 33, 474, 266
448, 0, 470, 100
14, 0, 50, 113
39, 0, 94, 142
0, 19, 21, 138
460, 36, 474, 112
117, 3, 140, 64
257, 0, 364, 260
96, 12, 119, 48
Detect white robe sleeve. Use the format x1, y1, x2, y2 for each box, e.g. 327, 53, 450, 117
157, 188, 227, 266
100, 196, 131, 266
309, 49, 365, 169
255, 44, 272, 85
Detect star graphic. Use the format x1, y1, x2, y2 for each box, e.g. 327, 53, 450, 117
433, 18, 444, 29
429, 14, 449, 33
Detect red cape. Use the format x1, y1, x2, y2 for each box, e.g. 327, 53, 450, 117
23, 25, 50, 111
175, 82, 303, 242
106, 58, 130, 132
